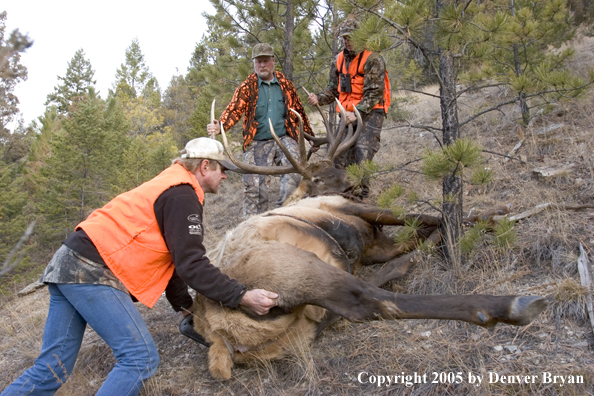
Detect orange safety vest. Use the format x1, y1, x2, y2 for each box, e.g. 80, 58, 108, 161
336, 49, 391, 113
77, 164, 205, 308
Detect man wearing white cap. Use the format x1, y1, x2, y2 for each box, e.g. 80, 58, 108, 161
1, 138, 278, 396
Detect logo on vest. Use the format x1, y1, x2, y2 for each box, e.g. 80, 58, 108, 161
188, 214, 201, 223
188, 224, 202, 236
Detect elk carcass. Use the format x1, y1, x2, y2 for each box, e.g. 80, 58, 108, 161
191, 104, 547, 380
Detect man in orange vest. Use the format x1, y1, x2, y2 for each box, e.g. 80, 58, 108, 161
1, 138, 278, 396
307, 16, 391, 198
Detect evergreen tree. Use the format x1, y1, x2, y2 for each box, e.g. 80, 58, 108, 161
116, 133, 177, 191
162, 75, 197, 146
36, 89, 124, 244
45, 49, 97, 113
0, 11, 31, 134
480, 0, 582, 125
112, 38, 160, 102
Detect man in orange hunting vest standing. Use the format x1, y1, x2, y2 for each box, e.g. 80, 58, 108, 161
1, 138, 278, 396
307, 16, 391, 198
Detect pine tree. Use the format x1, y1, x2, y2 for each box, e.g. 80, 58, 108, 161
480, 0, 583, 125
112, 38, 160, 102
45, 49, 97, 113
162, 75, 198, 146
36, 89, 124, 244
0, 11, 31, 134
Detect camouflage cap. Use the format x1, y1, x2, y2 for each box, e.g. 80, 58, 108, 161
252, 43, 275, 59
337, 16, 359, 37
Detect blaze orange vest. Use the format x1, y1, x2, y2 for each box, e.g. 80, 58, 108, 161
336, 49, 391, 113
77, 164, 205, 308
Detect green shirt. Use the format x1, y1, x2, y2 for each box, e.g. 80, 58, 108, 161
254, 74, 287, 140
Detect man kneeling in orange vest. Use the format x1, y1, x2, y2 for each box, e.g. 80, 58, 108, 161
1, 138, 278, 396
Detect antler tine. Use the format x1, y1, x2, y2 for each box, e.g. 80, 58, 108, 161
325, 99, 348, 161
333, 106, 363, 159
304, 132, 328, 147
289, 108, 307, 166
268, 118, 307, 174
303, 86, 332, 144
220, 123, 296, 175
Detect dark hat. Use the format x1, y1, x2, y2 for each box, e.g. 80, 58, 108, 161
337, 17, 359, 37
252, 43, 275, 59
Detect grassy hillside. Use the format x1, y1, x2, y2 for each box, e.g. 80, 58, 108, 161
1, 35, 593, 396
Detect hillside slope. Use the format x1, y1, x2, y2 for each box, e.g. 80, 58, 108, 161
1, 35, 593, 396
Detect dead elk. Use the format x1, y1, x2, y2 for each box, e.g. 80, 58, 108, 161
191, 195, 547, 380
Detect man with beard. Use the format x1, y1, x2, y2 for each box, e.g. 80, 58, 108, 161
307, 16, 391, 198
208, 43, 313, 218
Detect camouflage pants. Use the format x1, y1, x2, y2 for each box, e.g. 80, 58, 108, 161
334, 109, 385, 169
242, 135, 302, 218
334, 109, 385, 197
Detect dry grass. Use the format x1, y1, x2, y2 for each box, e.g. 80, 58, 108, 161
2, 35, 594, 395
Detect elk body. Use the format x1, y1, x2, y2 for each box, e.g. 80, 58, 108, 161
193, 103, 547, 380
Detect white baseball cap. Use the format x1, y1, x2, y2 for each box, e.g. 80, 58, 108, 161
180, 137, 238, 171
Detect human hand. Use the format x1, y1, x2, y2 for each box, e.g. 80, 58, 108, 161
307, 93, 319, 106
240, 289, 279, 315
344, 111, 357, 125
207, 120, 221, 137
181, 307, 192, 318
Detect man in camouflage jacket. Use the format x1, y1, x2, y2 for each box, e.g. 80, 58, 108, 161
208, 43, 313, 218
307, 17, 390, 198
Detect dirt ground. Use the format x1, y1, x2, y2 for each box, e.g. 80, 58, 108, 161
1, 35, 594, 396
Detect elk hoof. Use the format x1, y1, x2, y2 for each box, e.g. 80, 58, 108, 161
508, 296, 548, 326
477, 311, 488, 325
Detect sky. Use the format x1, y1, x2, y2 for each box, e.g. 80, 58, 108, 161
3, 1, 215, 126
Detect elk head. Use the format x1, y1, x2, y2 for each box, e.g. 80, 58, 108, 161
218, 99, 363, 204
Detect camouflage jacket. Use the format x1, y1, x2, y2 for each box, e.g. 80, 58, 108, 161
316, 50, 387, 115
220, 71, 313, 150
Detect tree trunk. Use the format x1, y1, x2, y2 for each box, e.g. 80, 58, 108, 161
510, 0, 530, 125
283, 0, 295, 81
439, 49, 462, 266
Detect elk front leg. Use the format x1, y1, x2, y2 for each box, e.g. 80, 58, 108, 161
227, 243, 547, 329
317, 274, 547, 328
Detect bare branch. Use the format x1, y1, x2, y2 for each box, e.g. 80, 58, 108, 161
1, 221, 36, 277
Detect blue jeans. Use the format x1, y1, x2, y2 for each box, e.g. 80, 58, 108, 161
1, 283, 159, 396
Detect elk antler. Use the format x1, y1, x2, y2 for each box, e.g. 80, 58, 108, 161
324, 100, 363, 161
333, 105, 363, 159
289, 109, 308, 165
268, 118, 307, 175
219, 124, 299, 175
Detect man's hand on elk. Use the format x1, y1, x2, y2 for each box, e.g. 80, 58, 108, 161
240, 289, 279, 315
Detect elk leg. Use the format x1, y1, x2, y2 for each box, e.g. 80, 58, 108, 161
314, 312, 342, 338
339, 203, 441, 227
227, 243, 547, 329
365, 229, 441, 286
316, 275, 548, 328
366, 251, 418, 287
